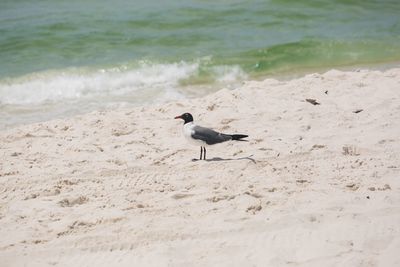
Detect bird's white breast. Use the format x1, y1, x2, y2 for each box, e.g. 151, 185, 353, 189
183, 122, 206, 146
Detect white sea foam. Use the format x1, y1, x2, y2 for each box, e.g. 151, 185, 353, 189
0, 61, 248, 128
0, 61, 198, 106
212, 65, 248, 83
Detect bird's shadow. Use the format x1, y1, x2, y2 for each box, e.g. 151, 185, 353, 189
192, 155, 256, 164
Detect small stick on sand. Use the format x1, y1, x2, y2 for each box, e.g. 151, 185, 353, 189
306, 98, 320, 105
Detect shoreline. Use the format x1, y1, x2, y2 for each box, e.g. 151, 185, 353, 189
1, 67, 400, 266
1, 61, 400, 131
250, 59, 400, 82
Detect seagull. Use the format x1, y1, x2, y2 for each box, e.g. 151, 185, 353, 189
174, 113, 248, 160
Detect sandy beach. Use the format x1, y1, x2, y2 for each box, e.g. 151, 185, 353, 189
1, 68, 400, 266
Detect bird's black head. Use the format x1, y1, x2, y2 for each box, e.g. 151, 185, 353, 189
174, 113, 194, 124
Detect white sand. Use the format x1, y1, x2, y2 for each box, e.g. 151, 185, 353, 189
1, 68, 400, 267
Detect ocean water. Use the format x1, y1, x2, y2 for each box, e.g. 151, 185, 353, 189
1, 0, 400, 128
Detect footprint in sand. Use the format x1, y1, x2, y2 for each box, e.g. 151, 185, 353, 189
58, 196, 89, 207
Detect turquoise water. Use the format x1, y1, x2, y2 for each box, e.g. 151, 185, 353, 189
1, 0, 400, 128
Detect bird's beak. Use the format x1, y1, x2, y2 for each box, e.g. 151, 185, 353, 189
174, 115, 182, 119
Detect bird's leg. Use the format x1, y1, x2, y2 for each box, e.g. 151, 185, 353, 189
203, 147, 206, 160
199, 146, 203, 160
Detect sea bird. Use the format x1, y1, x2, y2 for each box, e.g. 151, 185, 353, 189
174, 113, 248, 160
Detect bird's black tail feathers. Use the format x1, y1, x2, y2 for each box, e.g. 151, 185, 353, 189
231, 134, 248, 141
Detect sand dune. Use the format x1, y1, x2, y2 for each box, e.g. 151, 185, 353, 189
1, 68, 400, 266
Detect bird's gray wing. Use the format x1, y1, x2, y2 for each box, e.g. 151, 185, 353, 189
192, 125, 232, 145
